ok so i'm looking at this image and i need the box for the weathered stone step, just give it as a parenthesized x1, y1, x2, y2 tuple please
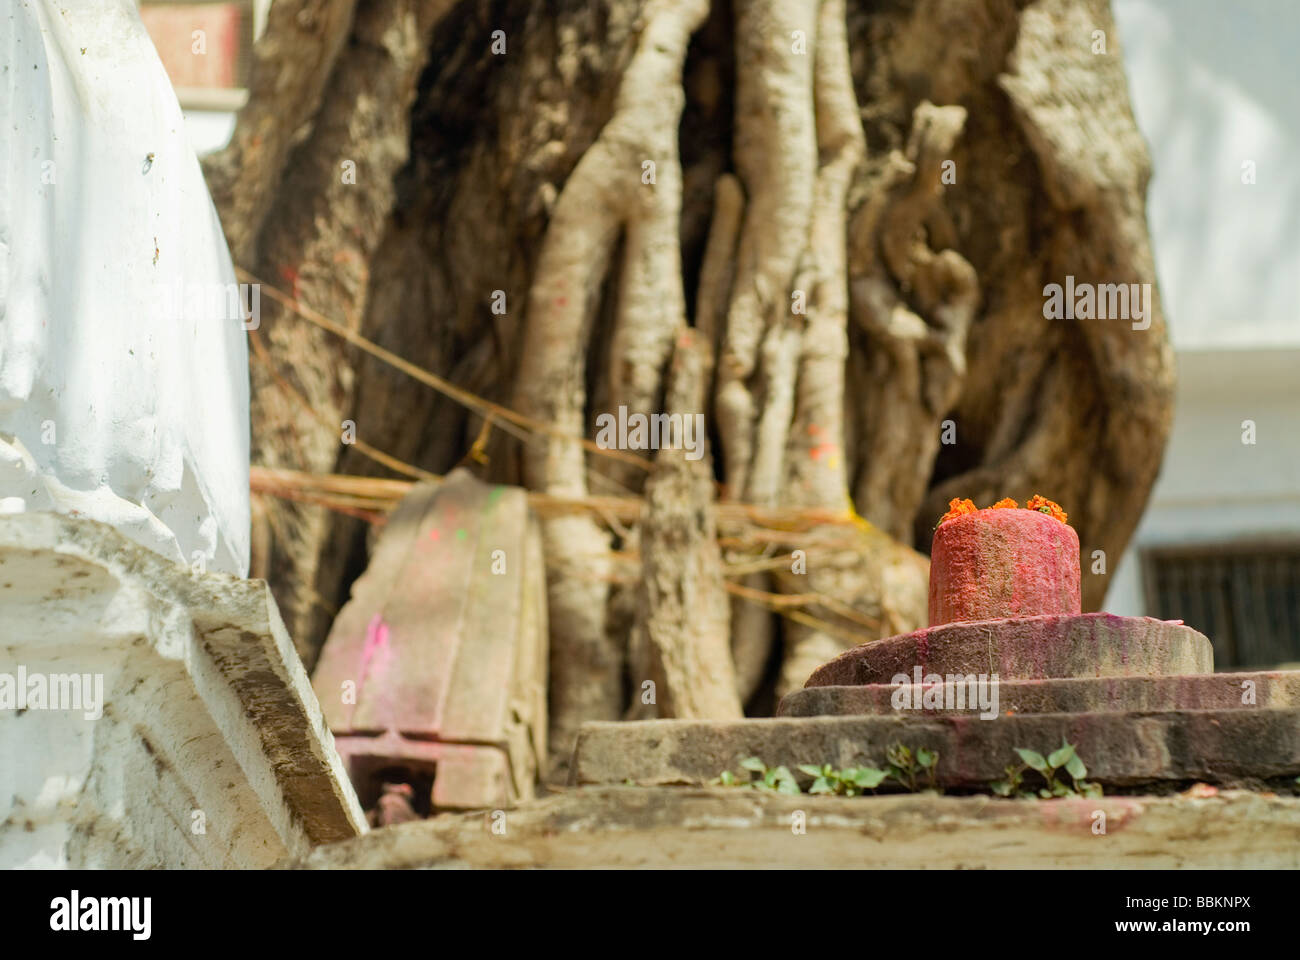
(0, 513, 366, 868)
(779, 671, 1300, 717)
(289, 787, 1300, 870)
(571, 709, 1300, 789)
(804, 613, 1212, 685)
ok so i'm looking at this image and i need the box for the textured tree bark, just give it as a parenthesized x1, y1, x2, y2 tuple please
(635, 330, 742, 720)
(208, 0, 1173, 766)
(205, 0, 454, 661)
(510, 0, 709, 768)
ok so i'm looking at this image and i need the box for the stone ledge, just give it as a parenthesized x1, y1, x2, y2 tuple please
(570, 711, 1300, 789)
(0, 512, 365, 868)
(780, 672, 1300, 716)
(287, 786, 1300, 869)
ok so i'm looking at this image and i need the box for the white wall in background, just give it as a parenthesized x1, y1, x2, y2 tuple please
(1105, 349, 1300, 615)
(1104, 1, 1300, 618)
(1113, 0, 1300, 350)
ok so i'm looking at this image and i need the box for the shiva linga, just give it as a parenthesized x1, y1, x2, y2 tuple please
(782, 497, 1214, 714)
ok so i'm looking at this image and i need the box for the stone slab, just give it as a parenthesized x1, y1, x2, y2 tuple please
(312, 470, 548, 811)
(779, 671, 1300, 717)
(803, 613, 1213, 685)
(0, 513, 366, 868)
(570, 710, 1300, 790)
(287, 786, 1300, 869)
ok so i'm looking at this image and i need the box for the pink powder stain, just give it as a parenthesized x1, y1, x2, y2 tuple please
(360, 613, 391, 679)
(1010, 552, 1034, 614)
(347, 614, 392, 725)
(915, 631, 930, 666)
(429, 527, 441, 542)
(278, 263, 302, 300)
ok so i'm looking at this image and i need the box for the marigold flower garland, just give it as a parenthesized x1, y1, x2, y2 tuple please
(938, 495, 1068, 527)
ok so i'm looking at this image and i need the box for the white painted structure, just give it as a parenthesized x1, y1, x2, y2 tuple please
(1104, 1, 1300, 621)
(0, 513, 365, 868)
(0, 1, 251, 575)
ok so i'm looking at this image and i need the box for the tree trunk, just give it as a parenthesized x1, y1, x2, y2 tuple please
(206, 0, 1174, 773)
(634, 330, 743, 720)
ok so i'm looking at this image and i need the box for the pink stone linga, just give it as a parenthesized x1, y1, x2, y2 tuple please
(797, 501, 1214, 689)
(927, 508, 1081, 626)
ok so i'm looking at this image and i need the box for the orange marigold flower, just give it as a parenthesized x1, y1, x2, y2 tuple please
(989, 497, 1018, 509)
(1026, 494, 1068, 525)
(938, 497, 978, 525)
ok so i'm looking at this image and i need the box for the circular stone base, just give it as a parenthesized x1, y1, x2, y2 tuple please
(802, 613, 1213, 687)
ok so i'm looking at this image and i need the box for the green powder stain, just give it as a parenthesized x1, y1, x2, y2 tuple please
(455, 528, 467, 541)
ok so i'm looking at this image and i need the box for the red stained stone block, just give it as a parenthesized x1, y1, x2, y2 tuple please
(928, 508, 1080, 626)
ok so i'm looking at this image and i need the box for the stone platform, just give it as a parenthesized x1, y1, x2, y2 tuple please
(803, 613, 1212, 686)
(546, 505, 1300, 864)
(288, 786, 1300, 869)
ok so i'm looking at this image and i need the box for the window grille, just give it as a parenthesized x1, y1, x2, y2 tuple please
(1144, 545, 1300, 668)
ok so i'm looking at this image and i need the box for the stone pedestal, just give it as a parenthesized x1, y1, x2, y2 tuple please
(567, 507, 1300, 796)
(0, 513, 365, 868)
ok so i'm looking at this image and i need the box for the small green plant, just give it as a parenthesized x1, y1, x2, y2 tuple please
(713, 756, 801, 795)
(991, 739, 1102, 799)
(713, 745, 941, 797)
(798, 763, 890, 796)
(990, 763, 1025, 797)
(886, 743, 940, 793)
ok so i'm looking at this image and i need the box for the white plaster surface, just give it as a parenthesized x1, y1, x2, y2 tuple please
(0, 1, 250, 576)
(0, 513, 366, 869)
(1105, 348, 1300, 617)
